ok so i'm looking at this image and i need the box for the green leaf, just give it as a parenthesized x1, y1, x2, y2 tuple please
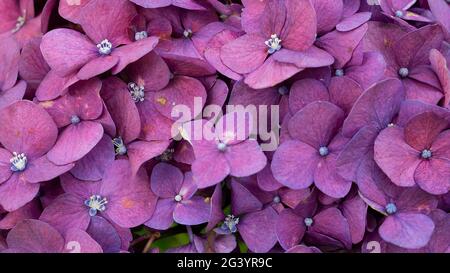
(238, 240, 248, 253)
(151, 233, 190, 252)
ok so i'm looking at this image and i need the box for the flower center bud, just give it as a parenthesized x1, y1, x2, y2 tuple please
(10, 152, 27, 172)
(71, 115, 81, 125)
(398, 67, 409, 78)
(421, 149, 432, 159)
(97, 39, 113, 55)
(221, 215, 239, 233)
(265, 34, 282, 54)
(278, 86, 289, 96)
(135, 31, 148, 41)
(273, 195, 281, 204)
(304, 217, 313, 227)
(335, 69, 344, 77)
(112, 137, 127, 156)
(128, 82, 145, 102)
(385, 203, 397, 215)
(319, 146, 329, 157)
(183, 29, 193, 38)
(12, 14, 26, 33)
(174, 194, 182, 202)
(217, 142, 227, 152)
(395, 10, 403, 17)
(85, 195, 108, 216)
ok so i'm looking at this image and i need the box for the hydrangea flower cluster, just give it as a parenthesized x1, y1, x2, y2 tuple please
(0, 0, 449, 253)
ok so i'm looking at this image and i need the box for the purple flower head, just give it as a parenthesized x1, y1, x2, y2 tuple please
(336, 78, 405, 183)
(365, 23, 446, 104)
(2, 219, 102, 253)
(184, 111, 267, 189)
(39, 78, 106, 166)
(276, 190, 352, 251)
(145, 162, 211, 230)
(272, 101, 352, 198)
(358, 159, 437, 249)
(0, 36, 25, 109)
(40, 0, 159, 80)
(374, 111, 450, 195)
(220, 0, 334, 89)
(39, 159, 157, 233)
(0, 100, 73, 211)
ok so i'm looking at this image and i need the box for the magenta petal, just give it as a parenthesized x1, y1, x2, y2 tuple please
(47, 121, 104, 165)
(39, 193, 90, 234)
(24, 156, 74, 183)
(79, 0, 135, 46)
(257, 164, 283, 192)
(238, 207, 278, 253)
(0, 80, 26, 110)
(0, 36, 20, 91)
(314, 153, 352, 198)
(150, 162, 183, 198)
(244, 56, 303, 89)
(111, 37, 159, 74)
(379, 213, 435, 249)
(341, 193, 367, 244)
(0, 100, 58, 160)
(288, 79, 329, 114)
(0, 199, 41, 230)
(127, 140, 170, 176)
(125, 51, 170, 92)
(173, 196, 211, 225)
(310, 207, 352, 250)
(312, 0, 343, 33)
(281, 0, 317, 51)
(35, 71, 78, 101)
(273, 46, 334, 69)
(429, 49, 450, 108)
(276, 209, 305, 250)
(6, 219, 64, 253)
(86, 216, 122, 253)
(271, 140, 318, 189)
(77, 56, 119, 80)
(63, 228, 103, 253)
(101, 160, 157, 228)
(58, 0, 91, 24)
(220, 34, 267, 74)
(336, 12, 372, 32)
(70, 135, 115, 181)
(230, 180, 262, 216)
(40, 29, 97, 77)
(0, 148, 12, 184)
(144, 198, 176, 230)
(224, 140, 267, 178)
(0, 174, 38, 211)
(414, 159, 450, 195)
(374, 127, 421, 187)
(329, 76, 363, 114)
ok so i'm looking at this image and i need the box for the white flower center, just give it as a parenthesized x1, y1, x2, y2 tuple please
(10, 152, 27, 172)
(265, 34, 282, 54)
(128, 82, 145, 102)
(84, 195, 108, 216)
(174, 194, 182, 202)
(183, 29, 193, 38)
(135, 31, 148, 41)
(97, 39, 113, 55)
(112, 137, 127, 155)
(12, 13, 26, 33)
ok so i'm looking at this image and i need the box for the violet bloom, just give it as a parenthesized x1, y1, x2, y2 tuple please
(0, 36, 26, 109)
(184, 111, 267, 189)
(145, 162, 211, 230)
(101, 77, 171, 175)
(336, 78, 405, 183)
(220, 0, 334, 89)
(153, 7, 230, 77)
(39, 160, 157, 233)
(358, 159, 437, 249)
(374, 111, 450, 195)
(2, 219, 102, 253)
(272, 101, 352, 198)
(364, 23, 445, 104)
(123, 52, 207, 141)
(0, 0, 42, 47)
(216, 180, 278, 253)
(40, 0, 159, 80)
(40, 78, 106, 165)
(0, 101, 73, 211)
